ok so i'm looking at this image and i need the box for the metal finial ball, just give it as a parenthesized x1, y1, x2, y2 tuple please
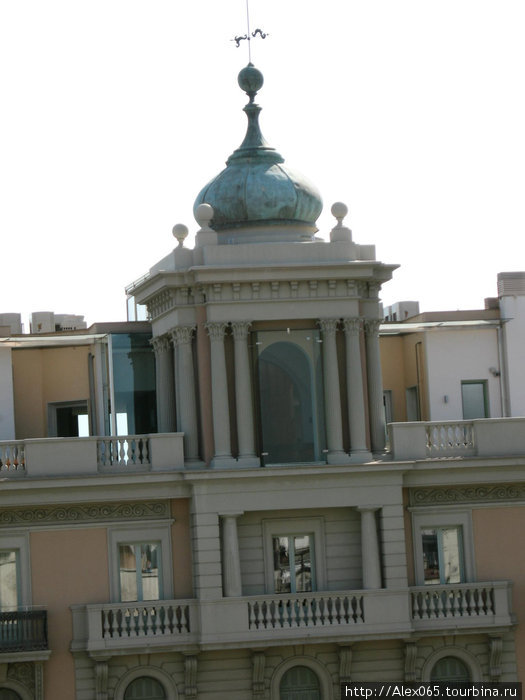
(238, 63, 264, 97)
(331, 202, 348, 221)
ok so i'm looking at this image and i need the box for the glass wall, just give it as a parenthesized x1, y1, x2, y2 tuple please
(255, 329, 326, 464)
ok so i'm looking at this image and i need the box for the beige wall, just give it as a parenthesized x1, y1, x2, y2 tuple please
(473, 507, 525, 680)
(13, 346, 92, 439)
(380, 333, 428, 422)
(31, 528, 109, 700)
(171, 498, 193, 598)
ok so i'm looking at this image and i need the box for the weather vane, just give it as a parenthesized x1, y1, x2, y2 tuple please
(231, 0, 268, 63)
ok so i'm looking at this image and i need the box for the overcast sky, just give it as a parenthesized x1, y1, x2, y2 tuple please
(1, 0, 524, 328)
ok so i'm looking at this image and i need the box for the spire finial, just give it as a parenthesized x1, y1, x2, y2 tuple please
(231, 0, 268, 63)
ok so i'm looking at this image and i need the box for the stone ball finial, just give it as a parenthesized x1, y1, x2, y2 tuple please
(331, 201, 348, 226)
(195, 203, 214, 229)
(238, 63, 264, 100)
(172, 223, 189, 247)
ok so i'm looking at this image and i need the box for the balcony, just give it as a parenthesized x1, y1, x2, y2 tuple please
(388, 417, 525, 461)
(0, 609, 48, 653)
(71, 581, 513, 656)
(0, 433, 185, 478)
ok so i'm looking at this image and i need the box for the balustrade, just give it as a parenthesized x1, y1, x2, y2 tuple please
(0, 441, 25, 472)
(248, 593, 364, 630)
(412, 583, 498, 620)
(97, 436, 150, 468)
(426, 422, 475, 457)
(100, 603, 190, 640)
(0, 609, 47, 652)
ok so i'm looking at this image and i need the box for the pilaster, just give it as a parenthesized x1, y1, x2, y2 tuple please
(206, 322, 236, 468)
(357, 506, 382, 589)
(343, 318, 372, 462)
(220, 512, 243, 597)
(231, 321, 259, 467)
(151, 334, 176, 433)
(171, 326, 200, 461)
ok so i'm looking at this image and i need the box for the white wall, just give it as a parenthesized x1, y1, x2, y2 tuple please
(500, 295, 525, 417)
(425, 329, 502, 421)
(0, 347, 16, 440)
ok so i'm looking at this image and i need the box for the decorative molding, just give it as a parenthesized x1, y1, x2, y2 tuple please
(231, 321, 252, 341)
(404, 642, 418, 682)
(171, 325, 195, 346)
(184, 654, 198, 700)
(34, 662, 44, 700)
(8, 663, 34, 693)
(147, 290, 175, 319)
(338, 645, 352, 682)
(318, 318, 339, 336)
(489, 636, 503, 681)
(364, 319, 381, 336)
(0, 501, 170, 528)
(150, 335, 172, 354)
(205, 321, 229, 342)
(410, 483, 525, 507)
(343, 317, 362, 336)
(252, 650, 266, 699)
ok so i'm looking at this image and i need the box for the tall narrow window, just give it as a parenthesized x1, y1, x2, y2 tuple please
(422, 527, 463, 585)
(0, 550, 19, 610)
(119, 543, 161, 602)
(256, 329, 325, 464)
(461, 381, 489, 419)
(273, 535, 314, 593)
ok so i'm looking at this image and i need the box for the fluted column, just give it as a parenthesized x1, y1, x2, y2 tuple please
(364, 319, 386, 453)
(151, 335, 176, 433)
(357, 506, 382, 589)
(171, 326, 199, 461)
(319, 319, 351, 464)
(343, 318, 372, 462)
(231, 321, 259, 467)
(220, 512, 243, 597)
(206, 322, 236, 468)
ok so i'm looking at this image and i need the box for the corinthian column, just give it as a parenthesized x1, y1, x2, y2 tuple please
(357, 506, 382, 589)
(343, 318, 372, 462)
(231, 321, 259, 467)
(151, 334, 176, 433)
(319, 319, 351, 464)
(171, 326, 199, 461)
(364, 319, 386, 453)
(206, 322, 236, 468)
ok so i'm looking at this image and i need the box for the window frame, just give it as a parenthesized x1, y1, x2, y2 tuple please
(262, 517, 326, 594)
(108, 525, 173, 603)
(461, 380, 489, 419)
(0, 532, 31, 609)
(412, 510, 475, 586)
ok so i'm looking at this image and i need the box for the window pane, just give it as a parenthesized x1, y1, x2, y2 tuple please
(273, 537, 291, 593)
(140, 544, 160, 601)
(124, 676, 166, 699)
(431, 656, 470, 681)
(441, 528, 461, 584)
(119, 545, 138, 602)
(461, 382, 487, 419)
(0, 550, 18, 609)
(294, 536, 312, 592)
(422, 529, 440, 584)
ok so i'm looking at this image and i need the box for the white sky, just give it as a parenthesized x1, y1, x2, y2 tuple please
(1, 0, 524, 328)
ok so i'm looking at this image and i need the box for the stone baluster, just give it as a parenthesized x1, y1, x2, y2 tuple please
(364, 319, 386, 453)
(206, 322, 236, 467)
(343, 318, 372, 461)
(220, 512, 243, 597)
(357, 506, 382, 589)
(151, 334, 176, 433)
(231, 321, 259, 467)
(319, 319, 351, 464)
(171, 326, 199, 461)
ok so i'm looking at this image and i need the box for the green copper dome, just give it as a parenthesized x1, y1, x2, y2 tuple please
(193, 64, 323, 243)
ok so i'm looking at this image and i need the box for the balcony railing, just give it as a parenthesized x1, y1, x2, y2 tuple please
(0, 433, 185, 477)
(388, 417, 525, 461)
(71, 582, 513, 654)
(0, 609, 48, 653)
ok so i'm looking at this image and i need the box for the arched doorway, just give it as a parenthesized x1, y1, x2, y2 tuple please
(280, 665, 321, 700)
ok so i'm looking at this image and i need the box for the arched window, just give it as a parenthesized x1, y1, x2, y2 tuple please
(0, 690, 23, 700)
(431, 656, 471, 682)
(124, 677, 167, 700)
(280, 665, 321, 700)
(257, 330, 325, 464)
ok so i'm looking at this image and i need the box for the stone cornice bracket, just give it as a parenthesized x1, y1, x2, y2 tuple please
(252, 650, 266, 699)
(171, 325, 196, 346)
(338, 645, 353, 683)
(231, 320, 252, 340)
(364, 319, 381, 336)
(343, 317, 362, 336)
(205, 321, 229, 342)
(150, 334, 172, 354)
(95, 660, 109, 700)
(489, 636, 503, 681)
(404, 641, 418, 682)
(184, 654, 198, 700)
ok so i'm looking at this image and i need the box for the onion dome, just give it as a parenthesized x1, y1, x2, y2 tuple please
(193, 64, 323, 243)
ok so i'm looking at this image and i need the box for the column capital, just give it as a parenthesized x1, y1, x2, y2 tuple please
(231, 320, 252, 340)
(318, 318, 339, 335)
(150, 334, 171, 354)
(364, 319, 381, 337)
(205, 321, 229, 342)
(170, 325, 196, 346)
(343, 317, 363, 335)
